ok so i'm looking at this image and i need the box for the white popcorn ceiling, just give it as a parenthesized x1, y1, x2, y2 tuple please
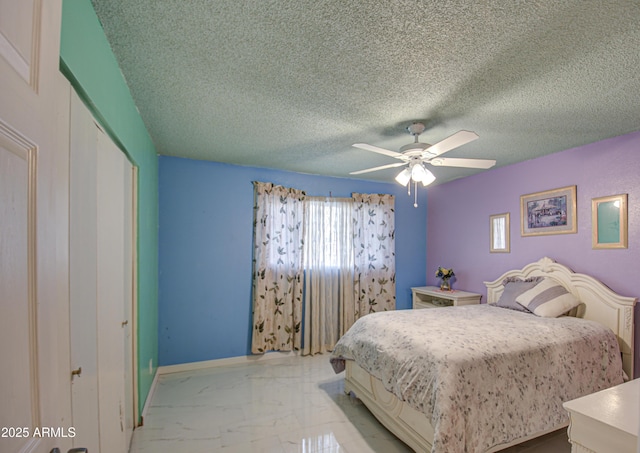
(91, 0, 640, 185)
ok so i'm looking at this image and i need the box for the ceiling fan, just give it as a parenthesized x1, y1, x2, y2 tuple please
(351, 123, 496, 206)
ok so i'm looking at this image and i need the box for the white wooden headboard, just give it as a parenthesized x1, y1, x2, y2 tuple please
(484, 257, 637, 379)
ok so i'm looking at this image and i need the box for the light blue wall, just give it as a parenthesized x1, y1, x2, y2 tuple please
(159, 156, 427, 366)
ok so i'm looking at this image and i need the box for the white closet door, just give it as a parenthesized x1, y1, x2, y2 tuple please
(122, 151, 135, 448)
(96, 127, 129, 453)
(69, 91, 100, 451)
(69, 90, 135, 452)
(96, 128, 127, 451)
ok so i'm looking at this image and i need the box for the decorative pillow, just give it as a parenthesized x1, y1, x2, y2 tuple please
(515, 278, 581, 317)
(492, 277, 543, 312)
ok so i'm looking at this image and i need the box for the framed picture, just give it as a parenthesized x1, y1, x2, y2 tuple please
(520, 185, 577, 237)
(489, 213, 510, 253)
(592, 194, 628, 249)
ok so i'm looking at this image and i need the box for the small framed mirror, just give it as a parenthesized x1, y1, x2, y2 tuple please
(490, 213, 510, 253)
(592, 194, 628, 249)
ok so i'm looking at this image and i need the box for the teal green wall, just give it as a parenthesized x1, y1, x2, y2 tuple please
(60, 0, 159, 418)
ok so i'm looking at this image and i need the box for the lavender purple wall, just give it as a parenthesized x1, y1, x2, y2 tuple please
(427, 131, 640, 376)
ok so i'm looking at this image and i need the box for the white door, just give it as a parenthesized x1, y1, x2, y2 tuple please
(123, 163, 135, 447)
(96, 127, 128, 452)
(0, 1, 73, 453)
(69, 91, 135, 452)
(69, 91, 100, 452)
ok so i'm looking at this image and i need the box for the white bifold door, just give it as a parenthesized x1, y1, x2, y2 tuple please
(69, 90, 135, 452)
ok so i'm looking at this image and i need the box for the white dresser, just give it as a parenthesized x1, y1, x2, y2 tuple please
(563, 378, 639, 453)
(411, 286, 482, 309)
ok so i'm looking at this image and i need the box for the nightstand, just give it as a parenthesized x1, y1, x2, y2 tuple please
(563, 378, 639, 453)
(411, 286, 482, 309)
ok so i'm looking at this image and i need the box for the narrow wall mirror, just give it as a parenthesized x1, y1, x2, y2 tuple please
(592, 194, 628, 249)
(490, 213, 510, 253)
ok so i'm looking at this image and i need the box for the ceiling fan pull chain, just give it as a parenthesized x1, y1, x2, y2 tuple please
(414, 181, 418, 208)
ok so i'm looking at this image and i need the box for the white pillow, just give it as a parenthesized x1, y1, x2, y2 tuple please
(515, 278, 581, 317)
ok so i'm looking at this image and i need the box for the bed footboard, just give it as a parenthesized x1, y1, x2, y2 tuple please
(344, 360, 434, 452)
(343, 360, 567, 453)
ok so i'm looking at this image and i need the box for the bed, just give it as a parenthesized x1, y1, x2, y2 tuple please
(329, 257, 636, 453)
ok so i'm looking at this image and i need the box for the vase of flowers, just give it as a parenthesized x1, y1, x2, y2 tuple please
(435, 267, 455, 291)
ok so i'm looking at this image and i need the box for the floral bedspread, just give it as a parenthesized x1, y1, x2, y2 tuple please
(330, 305, 624, 453)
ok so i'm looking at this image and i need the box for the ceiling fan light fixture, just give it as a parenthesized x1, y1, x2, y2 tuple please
(420, 168, 436, 186)
(411, 163, 428, 182)
(395, 168, 411, 186)
(352, 124, 487, 206)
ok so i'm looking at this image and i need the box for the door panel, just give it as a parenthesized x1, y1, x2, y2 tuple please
(0, 0, 41, 87)
(96, 129, 127, 452)
(69, 91, 100, 452)
(123, 163, 135, 447)
(0, 1, 71, 452)
(69, 92, 135, 452)
(0, 123, 39, 453)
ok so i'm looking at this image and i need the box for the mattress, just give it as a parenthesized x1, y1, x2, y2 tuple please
(330, 305, 624, 453)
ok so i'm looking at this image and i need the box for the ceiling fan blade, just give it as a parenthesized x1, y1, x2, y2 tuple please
(422, 130, 479, 158)
(429, 157, 496, 169)
(349, 162, 407, 175)
(353, 143, 405, 159)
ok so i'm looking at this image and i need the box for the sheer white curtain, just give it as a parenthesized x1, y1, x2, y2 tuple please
(302, 197, 354, 355)
(251, 182, 306, 354)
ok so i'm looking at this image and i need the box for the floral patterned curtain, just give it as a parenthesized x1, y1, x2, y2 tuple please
(351, 193, 396, 317)
(251, 182, 306, 354)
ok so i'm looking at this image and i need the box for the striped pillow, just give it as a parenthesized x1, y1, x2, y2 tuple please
(492, 277, 542, 312)
(515, 278, 580, 317)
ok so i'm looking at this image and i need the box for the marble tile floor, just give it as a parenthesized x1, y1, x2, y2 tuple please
(130, 354, 570, 453)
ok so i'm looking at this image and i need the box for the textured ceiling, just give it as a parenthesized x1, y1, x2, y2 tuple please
(91, 0, 640, 185)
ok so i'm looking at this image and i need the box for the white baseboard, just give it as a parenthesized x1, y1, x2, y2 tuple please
(139, 370, 159, 426)
(157, 351, 301, 375)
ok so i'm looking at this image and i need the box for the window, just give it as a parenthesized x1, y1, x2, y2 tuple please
(303, 197, 353, 270)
